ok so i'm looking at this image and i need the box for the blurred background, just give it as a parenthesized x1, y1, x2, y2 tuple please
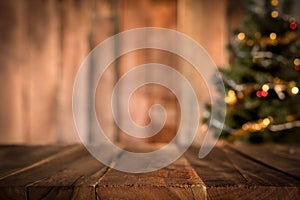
(0, 0, 299, 145)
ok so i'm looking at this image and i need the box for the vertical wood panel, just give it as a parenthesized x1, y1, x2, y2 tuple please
(57, 0, 91, 143)
(0, 0, 27, 143)
(0, 0, 234, 144)
(27, 0, 60, 144)
(118, 0, 178, 143)
(177, 0, 228, 145)
(93, 0, 118, 143)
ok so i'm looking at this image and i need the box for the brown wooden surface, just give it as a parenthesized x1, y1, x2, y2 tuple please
(0, 143, 299, 199)
(0, 144, 205, 200)
(185, 142, 300, 200)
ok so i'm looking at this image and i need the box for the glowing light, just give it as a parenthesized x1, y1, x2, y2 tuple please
(270, 0, 279, 6)
(242, 124, 249, 131)
(271, 11, 278, 18)
(294, 58, 300, 66)
(237, 32, 245, 40)
(291, 86, 299, 95)
(270, 32, 277, 40)
(262, 118, 271, 127)
(262, 84, 269, 92)
(226, 90, 237, 105)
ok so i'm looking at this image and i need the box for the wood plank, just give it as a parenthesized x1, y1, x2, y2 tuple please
(0, 145, 73, 179)
(97, 144, 206, 200)
(27, 151, 108, 200)
(184, 146, 247, 187)
(230, 142, 300, 180)
(221, 145, 300, 200)
(185, 144, 300, 200)
(0, 145, 87, 199)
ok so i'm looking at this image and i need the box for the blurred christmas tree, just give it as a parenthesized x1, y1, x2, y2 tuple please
(205, 0, 300, 143)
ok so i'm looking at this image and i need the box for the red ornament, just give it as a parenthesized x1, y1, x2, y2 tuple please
(290, 22, 297, 30)
(295, 65, 300, 71)
(261, 91, 268, 97)
(256, 91, 262, 97)
(256, 90, 268, 98)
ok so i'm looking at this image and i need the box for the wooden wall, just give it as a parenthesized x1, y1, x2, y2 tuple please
(0, 0, 236, 144)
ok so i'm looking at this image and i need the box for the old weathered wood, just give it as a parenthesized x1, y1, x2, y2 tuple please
(185, 143, 300, 200)
(1, 143, 299, 199)
(97, 152, 206, 200)
(229, 142, 300, 180)
(27, 151, 108, 199)
(184, 145, 247, 187)
(0, 145, 73, 179)
(0, 145, 86, 199)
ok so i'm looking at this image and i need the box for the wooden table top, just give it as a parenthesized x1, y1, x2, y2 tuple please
(0, 142, 299, 200)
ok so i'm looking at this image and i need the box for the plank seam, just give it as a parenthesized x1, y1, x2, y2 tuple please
(225, 144, 300, 182)
(0, 145, 82, 181)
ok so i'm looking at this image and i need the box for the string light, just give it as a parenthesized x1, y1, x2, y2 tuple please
(270, 32, 277, 40)
(225, 90, 237, 105)
(271, 11, 278, 18)
(270, 0, 279, 6)
(230, 117, 274, 141)
(262, 84, 269, 92)
(294, 58, 300, 66)
(237, 32, 245, 40)
(223, 77, 299, 100)
(291, 86, 299, 95)
(294, 58, 300, 70)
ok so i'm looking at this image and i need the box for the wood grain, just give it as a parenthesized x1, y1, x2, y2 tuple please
(0, 0, 27, 143)
(230, 142, 300, 180)
(97, 156, 206, 200)
(26, 0, 60, 144)
(27, 151, 108, 200)
(1, 143, 299, 199)
(57, 0, 91, 143)
(0, 145, 85, 199)
(185, 144, 300, 200)
(0, 145, 72, 179)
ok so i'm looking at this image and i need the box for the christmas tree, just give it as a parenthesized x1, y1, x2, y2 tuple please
(206, 0, 300, 143)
